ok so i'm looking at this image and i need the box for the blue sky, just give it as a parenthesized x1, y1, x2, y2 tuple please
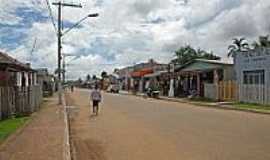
(0, 0, 270, 79)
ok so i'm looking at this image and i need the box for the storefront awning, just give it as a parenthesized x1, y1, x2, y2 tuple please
(144, 71, 168, 78)
(131, 68, 153, 77)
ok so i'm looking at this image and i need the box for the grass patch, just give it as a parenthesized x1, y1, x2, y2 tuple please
(233, 102, 270, 111)
(0, 117, 29, 142)
(234, 102, 270, 110)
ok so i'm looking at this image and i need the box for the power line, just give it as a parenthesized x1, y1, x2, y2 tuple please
(29, 38, 37, 63)
(45, 0, 57, 33)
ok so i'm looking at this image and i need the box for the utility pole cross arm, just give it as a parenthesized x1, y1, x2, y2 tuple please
(52, 2, 82, 8)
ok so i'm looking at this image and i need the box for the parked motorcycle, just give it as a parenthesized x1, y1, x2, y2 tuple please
(145, 88, 160, 99)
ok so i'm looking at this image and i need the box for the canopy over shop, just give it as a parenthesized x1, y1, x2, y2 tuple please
(173, 59, 234, 98)
(130, 68, 154, 92)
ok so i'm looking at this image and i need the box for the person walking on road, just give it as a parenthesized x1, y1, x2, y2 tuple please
(90, 85, 102, 115)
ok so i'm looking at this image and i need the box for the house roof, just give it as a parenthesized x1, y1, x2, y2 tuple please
(0, 51, 34, 71)
(175, 59, 233, 72)
(195, 59, 233, 65)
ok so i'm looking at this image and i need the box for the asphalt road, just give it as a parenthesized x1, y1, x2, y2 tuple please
(66, 89, 270, 160)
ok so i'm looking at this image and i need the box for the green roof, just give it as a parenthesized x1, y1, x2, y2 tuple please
(176, 59, 233, 72)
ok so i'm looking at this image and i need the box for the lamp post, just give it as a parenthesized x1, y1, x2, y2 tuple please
(62, 13, 99, 37)
(53, 1, 98, 104)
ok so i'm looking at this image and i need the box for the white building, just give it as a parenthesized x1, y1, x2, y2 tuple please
(235, 48, 270, 104)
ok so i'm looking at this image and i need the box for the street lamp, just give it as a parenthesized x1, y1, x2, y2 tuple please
(88, 13, 99, 17)
(62, 13, 99, 36)
(56, 12, 98, 104)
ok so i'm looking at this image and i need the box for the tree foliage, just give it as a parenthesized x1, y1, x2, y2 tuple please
(92, 75, 97, 80)
(78, 78, 82, 83)
(101, 71, 108, 79)
(172, 45, 220, 65)
(86, 74, 91, 81)
(252, 35, 270, 49)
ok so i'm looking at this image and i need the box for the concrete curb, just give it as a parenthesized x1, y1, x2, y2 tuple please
(119, 92, 270, 115)
(62, 95, 72, 160)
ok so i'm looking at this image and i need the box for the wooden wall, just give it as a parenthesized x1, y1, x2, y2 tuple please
(204, 81, 238, 101)
(0, 85, 43, 120)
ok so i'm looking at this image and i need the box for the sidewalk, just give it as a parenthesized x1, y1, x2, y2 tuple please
(119, 90, 270, 115)
(0, 95, 65, 160)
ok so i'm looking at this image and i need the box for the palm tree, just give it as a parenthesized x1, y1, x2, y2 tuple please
(101, 71, 108, 79)
(228, 38, 249, 57)
(86, 74, 91, 82)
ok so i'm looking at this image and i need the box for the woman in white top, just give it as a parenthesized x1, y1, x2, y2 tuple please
(90, 85, 102, 115)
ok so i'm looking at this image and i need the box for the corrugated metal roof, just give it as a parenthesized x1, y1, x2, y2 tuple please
(195, 59, 233, 65)
(0, 51, 33, 71)
(175, 59, 234, 72)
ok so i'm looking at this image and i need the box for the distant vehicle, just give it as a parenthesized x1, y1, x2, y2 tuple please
(146, 87, 160, 98)
(107, 84, 120, 93)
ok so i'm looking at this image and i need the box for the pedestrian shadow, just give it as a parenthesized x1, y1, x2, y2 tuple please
(89, 114, 98, 120)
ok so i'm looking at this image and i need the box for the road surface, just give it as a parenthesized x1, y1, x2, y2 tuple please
(66, 89, 270, 160)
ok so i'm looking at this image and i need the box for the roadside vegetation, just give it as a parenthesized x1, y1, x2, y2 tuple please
(232, 102, 270, 112)
(188, 97, 270, 113)
(0, 116, 29, 143)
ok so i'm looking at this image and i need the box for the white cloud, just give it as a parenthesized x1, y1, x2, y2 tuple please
(1, 0, 270, 79)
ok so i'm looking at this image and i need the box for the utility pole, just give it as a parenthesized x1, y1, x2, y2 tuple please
(52, 1, 82, 104)
(62, 54, 66, 83)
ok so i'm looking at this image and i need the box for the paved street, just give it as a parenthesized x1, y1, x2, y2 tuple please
(66, 89, 270, 160)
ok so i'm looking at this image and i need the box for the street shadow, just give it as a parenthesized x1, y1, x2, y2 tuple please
(89, 114, 99, 120)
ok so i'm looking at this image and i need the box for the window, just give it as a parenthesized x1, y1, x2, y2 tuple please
(243, 70, 265, 85)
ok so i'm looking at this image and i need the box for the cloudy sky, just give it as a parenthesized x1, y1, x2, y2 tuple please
(0, 0, 270, 79)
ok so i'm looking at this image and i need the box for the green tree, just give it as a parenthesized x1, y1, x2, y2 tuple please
(252, 35, 270, 49)
(101, 71, 108, 79)
(86, 74, 91, 81)
(172, 45, 220, 65)
(197, 49, 220, 60)
(228, 38, 249, 57)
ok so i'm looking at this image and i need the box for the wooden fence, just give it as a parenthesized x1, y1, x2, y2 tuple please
(204, 81, 238, 101)
(218, 81, 238, 101)
(0, 85, 43, 120)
